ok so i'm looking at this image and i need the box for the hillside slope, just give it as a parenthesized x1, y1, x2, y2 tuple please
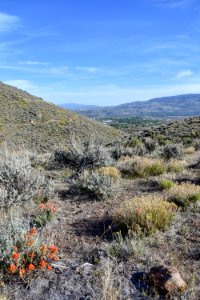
(135, 116, 200, 144)
(72, 94, 200, 118)
(0, 82, 122, 151)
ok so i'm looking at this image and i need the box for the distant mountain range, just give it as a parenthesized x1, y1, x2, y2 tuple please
(61, 94, 200, 118)
(60, 103, 99, 111)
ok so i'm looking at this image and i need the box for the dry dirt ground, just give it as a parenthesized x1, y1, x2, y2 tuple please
(1, 152, 200, 300)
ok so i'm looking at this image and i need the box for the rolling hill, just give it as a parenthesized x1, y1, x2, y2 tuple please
(68, 94, 200, 118)
(0, 82, 122, 151)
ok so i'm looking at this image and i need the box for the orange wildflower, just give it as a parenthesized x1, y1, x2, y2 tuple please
(48, 254, 54, 260)
(28, 227, 37, 236)
(12, 252, 19, 261)
(39, 259, 47, 269)
(27, 263, 35, 271)
(8, 264, 17, 273)
(47, 265, 52, 271)
(40, 203, 46, 209)
(49, 245, 58, 254)
(40, 244, 47, 253)
(19, 267, 26, 277)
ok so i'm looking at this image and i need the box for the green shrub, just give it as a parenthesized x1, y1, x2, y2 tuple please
(129, 138, 141, 148)
(110, 145, 133, 160)
(0, 150, 53, 209)
(160, 143, 184, 161)
(144, 137, 158, 153)
(194, 139, 200, 151)
(146, 163, 166, 176)
(69, 167, 120, 200)
(159, 179, 175, 190)
(132, 143, 146, 156)
(54, 136, 113, 173)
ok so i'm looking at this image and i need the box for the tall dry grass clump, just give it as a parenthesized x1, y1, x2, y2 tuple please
(117, 156, 182, 179)
(184, 147, 195, 155)
(164, 183, 200, 210)
(101, 259, 121, 300)
(97, 166, 120, 181)
(114, 195, 177, 234)
(117, 157, 165, 178)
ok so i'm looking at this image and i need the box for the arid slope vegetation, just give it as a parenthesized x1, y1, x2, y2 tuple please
(0, 82, 122, 151)
(0, 134, 200, 299)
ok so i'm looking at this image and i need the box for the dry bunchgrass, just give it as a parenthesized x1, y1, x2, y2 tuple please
(167, 160, 184, 173)
(107, 231, 150, 261)
(97, 167, 120, 181)
(0, 296, 8, 300)
(117, 156, 183, 179)
(114, 195, 178, 234)
(164, 183, 200, 210)
(117, 157, 165, 178)
(184, 147, 195, 155)
(101, 259, 121, 300)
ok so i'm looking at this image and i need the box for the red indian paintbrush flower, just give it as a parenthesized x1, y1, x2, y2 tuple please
(8, 264, 17, 273)
(40, 244, 47, 253)
(12, 252, 19, 261)
(27, 263, 35, 271)
(19, 267, 26, 277)
(49, 245, 58, 254)
(39, 259, 47, 269)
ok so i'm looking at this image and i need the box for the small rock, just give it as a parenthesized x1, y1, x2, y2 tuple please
(149, 266, 187, 295)
(76, 263, 94, 276)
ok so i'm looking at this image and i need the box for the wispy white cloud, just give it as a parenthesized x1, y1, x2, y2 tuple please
(0, 12, 20, 33)
(18, 60, 49, 66)
(0, 62, 102, 78)
(176, 70, 193, 78)
(0, 64, 70, 77)
(75, 66, 99, 73)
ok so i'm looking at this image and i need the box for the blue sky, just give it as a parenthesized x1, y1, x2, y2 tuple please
(1, 0, 200, 105)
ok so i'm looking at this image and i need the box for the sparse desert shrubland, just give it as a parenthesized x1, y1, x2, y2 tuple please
(0, 85, 200, 300)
